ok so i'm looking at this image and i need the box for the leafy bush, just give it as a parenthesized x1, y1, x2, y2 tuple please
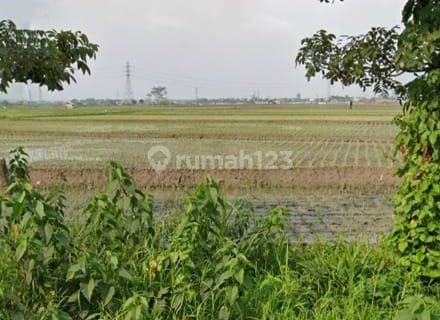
(0, 149, 439, 319)
(297, 0, 440, 280)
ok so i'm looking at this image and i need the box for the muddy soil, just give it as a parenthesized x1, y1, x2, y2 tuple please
(0, 166, 400, 192)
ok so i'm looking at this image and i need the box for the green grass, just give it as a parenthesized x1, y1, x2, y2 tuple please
(0, 103, 400, 119)
(0, 104, 400, 169)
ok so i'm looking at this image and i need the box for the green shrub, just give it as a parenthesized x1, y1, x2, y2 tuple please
(0, 149, 439, 319)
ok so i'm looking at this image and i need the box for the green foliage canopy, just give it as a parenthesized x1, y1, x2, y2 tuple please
(297, 0, 440, 278)
(0, 20, 98, 93)
(297, 0, 439, 97)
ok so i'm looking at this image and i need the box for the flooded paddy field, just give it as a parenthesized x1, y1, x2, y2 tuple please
(1, 103, 400, 240)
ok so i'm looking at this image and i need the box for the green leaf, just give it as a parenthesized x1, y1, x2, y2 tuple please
(429, 132, 438, 145)
(80, 278, 95, 302)
(67, 290, 80, 304)
(51, 309, 72, 320)
(209, 187, 218, 203)
(218, 306, 230, 320)
(16, 239, 27, 260)
(395, 309, 413, 320)
(36, 201, 45, 218)
(102, 286, 115, 307)
(66, 263, 82, 281)
(419, 310, 432, 320)
(42, 246, 55, 264)
(119, 268, 133, 281)
(398, 241, 409, 253)
(234, 268, 244, 285)
(25, 259, 34, 285)
(227, 286, 239, 306)
(18, 192, 26, 204)
(44, 223, 54, 243)
(217, 270, 233, 286)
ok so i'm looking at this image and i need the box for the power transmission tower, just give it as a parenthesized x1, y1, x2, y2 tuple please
(124, 61, 134, 102)
(194, 87, 199, 104)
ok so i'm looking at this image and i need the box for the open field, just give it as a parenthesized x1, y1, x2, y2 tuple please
(0, 103, 400, 175)
(0, 103, 401, 241)
(2, 2, 439, 317)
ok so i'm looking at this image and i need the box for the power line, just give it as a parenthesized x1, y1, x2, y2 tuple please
(72, 63, 299, 98)
(133, 66, 293, 88)
(86, 64, 293, 88)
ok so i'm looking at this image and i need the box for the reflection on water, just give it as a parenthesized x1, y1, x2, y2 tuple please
(147, 191, 393, 243)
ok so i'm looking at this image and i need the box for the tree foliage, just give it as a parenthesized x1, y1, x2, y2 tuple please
(0, 20, 98, 93)
(147, 86, 168, 102)
(296, 27, 401, 94)
(297, 0, 440, 278)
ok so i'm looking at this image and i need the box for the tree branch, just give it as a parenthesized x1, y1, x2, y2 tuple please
(296, 27, 404, 95)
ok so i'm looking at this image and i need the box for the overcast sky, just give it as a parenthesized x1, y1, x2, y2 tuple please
(1, 0, 406, 101)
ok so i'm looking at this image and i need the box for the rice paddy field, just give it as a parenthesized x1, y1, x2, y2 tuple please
(0, 103, 401, 241)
